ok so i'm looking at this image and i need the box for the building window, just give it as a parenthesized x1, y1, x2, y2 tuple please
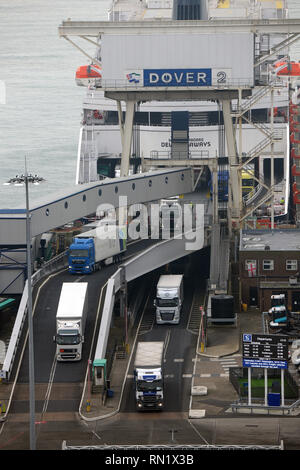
(245, 260, 257, 277)
(263, 259, 274, 271)
(286, 260, 298, 271)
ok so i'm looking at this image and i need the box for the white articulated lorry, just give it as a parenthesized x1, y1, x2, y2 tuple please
(54, 282, 88, 361)
(154, 274, 184, 324)
(134, 342, 164, 411)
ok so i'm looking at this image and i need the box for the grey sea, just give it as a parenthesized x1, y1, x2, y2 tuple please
(0, 0, 110, 208)
(0, 0, 299, 208)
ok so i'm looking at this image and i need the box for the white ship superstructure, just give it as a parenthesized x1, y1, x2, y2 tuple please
(75, 0, 290, 219)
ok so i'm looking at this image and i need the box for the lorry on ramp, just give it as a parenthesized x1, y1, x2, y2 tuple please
(54, 282, 88, 361)
(134, 341, 164, 411)
(154, 274, 184, 324)
(68, 225, 127, 274)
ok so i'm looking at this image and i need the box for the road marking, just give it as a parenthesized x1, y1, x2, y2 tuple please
(182, 374, 192, 378)
(42, 354, 57, 415)
(163, 330, 171, 362)
(174, 358, 184, 362)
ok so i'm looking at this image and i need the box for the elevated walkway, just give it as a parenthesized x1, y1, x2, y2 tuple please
(0, 167, 193, 247)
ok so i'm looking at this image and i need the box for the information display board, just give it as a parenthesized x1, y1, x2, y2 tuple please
(242, 333, 288, 369)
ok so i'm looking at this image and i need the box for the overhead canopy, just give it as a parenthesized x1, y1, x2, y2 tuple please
(0, 298, 15, 311)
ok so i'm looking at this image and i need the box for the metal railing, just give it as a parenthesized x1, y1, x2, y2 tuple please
(101, 78, 254, 89)
(149, 150, 210, 160)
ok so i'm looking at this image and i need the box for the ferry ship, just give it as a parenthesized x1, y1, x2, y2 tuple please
(75, 0, 293, 223)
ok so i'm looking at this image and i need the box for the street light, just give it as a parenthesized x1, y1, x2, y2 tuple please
(4, 160, 45, 450)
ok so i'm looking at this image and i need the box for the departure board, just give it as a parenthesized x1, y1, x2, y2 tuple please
(242, 333, 288, 369)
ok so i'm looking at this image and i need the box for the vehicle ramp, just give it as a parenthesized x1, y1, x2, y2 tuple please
(94, 222, 207, 361)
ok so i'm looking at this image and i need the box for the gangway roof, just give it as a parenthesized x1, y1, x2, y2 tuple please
(0, 168, 193, 246)
(58, 18, 300, 36)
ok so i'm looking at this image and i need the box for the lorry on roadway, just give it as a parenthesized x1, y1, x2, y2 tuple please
(68, 225, 127, 274)
(154, 274, 184, 324)
(134, 341, 164, 411)
(54, 282, 88, 361)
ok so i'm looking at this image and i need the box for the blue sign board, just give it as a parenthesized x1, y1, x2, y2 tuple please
(143, 68, 212, 87)
(242, 333, 289, 370)
(243, 359, 288, 369)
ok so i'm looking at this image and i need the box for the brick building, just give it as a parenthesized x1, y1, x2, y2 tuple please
(239, 229, 300, 312)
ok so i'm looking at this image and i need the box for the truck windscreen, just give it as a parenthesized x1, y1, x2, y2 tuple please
(69, 249, 88, 257)
(56, 330, 81, 345)
(137, 380, 163, 392)
(157, 298, 178, 307)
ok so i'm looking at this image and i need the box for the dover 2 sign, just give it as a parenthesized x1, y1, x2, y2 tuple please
(242, 333, 289, 369)
(125, 68, 232, 87)
(144, 68, 212, 87)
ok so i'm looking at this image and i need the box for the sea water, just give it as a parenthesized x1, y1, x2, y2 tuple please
(0, 0, 110, 208)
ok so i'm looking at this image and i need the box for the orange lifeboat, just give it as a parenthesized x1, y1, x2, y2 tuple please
(273, 60, 300, 77)
(75, 64, 102, 86)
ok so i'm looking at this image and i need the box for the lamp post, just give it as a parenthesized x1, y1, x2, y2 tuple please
(4, 161, 45, 450)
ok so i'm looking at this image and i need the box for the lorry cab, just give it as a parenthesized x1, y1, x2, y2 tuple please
(68, 238, 95, 274)
(135, 368, 164, 411)
(55, 321, 84, 361)
(154, 274, 184, 324)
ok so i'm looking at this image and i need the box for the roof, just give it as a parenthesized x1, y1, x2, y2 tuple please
(240, 229, 300, 252)
(0, 298, 15, 311)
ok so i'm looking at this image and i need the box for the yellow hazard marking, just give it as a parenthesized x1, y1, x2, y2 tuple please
(217, 0, 230, 8)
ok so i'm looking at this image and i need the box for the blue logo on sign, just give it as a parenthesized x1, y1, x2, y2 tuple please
(144, 69, 212, 87)
(126, 72, 141, 84)
(243, 334, 252, 342)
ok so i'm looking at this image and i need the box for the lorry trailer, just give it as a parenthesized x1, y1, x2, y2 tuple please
(134, 341, 164, 411)
(54, 282, 88, 361)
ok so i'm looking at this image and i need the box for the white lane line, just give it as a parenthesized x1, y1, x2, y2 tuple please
(174, 358, 184, 363)
(42, 354, 57, 415)
(163, 330, 171, 362)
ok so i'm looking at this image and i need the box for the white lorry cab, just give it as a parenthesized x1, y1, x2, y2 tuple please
(154, 274, 184, 324)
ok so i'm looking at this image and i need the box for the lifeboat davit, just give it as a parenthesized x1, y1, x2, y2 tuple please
(75, 64, 102, 86)
(273, 60, 300, 77)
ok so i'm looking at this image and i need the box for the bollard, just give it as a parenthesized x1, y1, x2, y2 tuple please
(86, 400, 91, 412)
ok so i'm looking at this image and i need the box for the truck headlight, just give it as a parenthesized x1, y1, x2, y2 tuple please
(137, 403, 143, 408)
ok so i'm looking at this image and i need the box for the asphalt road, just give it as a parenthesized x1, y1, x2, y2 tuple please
(3, 245, 300, 451)
(121, 274, 198, 413)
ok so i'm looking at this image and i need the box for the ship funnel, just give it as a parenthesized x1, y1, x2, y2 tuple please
(172, 0, 208, 20)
